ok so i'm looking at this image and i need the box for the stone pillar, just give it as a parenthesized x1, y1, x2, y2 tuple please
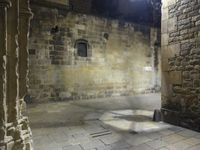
(0, 0, 11, 149)
(6, 0, 20, 124)
(0, 0, 33, 149)
(18, 0, 33, 116)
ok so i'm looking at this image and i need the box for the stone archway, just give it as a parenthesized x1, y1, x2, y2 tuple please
(0, 0, 33, 149)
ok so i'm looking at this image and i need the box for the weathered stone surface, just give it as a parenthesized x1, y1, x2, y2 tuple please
(168, 17, 177, 32)
(161, 0, 200, 131)
(191, 48, 200, 55)
(28, 5, 161, 102)
(0, 0, 11, 144)
(162, 33, 169, 46)
(0, 0, 33, 149)
(182, 71, 190, 79)
(169, 71, 182, 84)
(193, 80, 200, 88)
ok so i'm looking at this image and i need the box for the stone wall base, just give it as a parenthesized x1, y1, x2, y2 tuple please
(0, 117, 33, 150)
(161, 108, 200, 132)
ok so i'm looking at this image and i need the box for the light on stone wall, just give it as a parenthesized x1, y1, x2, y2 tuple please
(144, 66, 153, 72)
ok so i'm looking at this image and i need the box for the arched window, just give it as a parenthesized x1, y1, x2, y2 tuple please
(75, 39, 89, 57)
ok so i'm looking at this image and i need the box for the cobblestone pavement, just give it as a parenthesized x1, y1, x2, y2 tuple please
(27, 94, 200, 150)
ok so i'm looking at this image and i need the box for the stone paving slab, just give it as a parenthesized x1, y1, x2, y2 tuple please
(80, 139, 105, 150)
(187, 144, 200, 150)
(129, 144, 154, 150)
(146, 139, 168, 149)
(126, 134, 152, 146)
(99, 134, 122, 145)
(177, 129, 199, 138)
(63, 145, 83, 150)
(145, 131, 164, 140)
(161, 133, 186, 144)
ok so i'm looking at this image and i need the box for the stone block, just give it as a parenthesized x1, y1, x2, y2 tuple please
(168, 0, 177, 6)
(189, 59, 200, 65)
(196, 20, 200, 26)
(182, 71, 190, 79)
(168, 17, 177, 32)
(161, 108, 181, 126)
(191, 48, 200, 55)
(168, 44, 180, 57)
(162, 34, 169, 46)
(162, 7, 169, 21)
(193, 79, 200, 87)
(162, 0, 168, 9)
(180, 29, 188, 35)
(161, 20, 168, 34)
(162, 44, 180, 60)
(169, 71, 182, 84)
(161, 72, 173, 97)
(0, 146, 5, 150)
(7, 141, 14, 150)
(162, 58, 170, 71)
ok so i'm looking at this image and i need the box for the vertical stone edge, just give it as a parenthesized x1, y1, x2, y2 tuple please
(0, 0, 33, 149)
(18, 0, 33, 116)
(0, 0, 12, 149)
(13, 0, 34, 149)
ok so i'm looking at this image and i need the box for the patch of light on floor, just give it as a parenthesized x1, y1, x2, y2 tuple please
(99, 109, 171, 132)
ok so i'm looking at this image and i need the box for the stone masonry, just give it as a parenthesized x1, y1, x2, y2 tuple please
(0, 0, 33, 149)
(28, 4, 161, 103)
(161, 0, 200, 131)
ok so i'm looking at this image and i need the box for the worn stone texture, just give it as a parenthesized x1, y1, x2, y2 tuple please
(28, 5, 161, 103)
(0, 0, 33, 149)
(47, 0, 69, 5)
(161, 0, 200, 131)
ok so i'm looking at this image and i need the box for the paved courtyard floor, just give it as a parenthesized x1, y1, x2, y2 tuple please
(27, 94, 200, 150)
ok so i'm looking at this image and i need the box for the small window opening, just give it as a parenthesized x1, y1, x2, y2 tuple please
(75, 39, 88, 57)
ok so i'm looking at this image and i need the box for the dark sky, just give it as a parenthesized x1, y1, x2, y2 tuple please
(91, 0, 161, 27)
(69, 0, 161, 27)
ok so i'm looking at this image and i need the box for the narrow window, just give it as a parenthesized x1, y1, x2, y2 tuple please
(75, 39, 88, 57)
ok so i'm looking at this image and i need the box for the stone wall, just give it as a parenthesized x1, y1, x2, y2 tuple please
(28, 5, 161, 103)
(69, 0, 92, 13)
(47, 0, 69, 5)
(161, 0, 200, 131)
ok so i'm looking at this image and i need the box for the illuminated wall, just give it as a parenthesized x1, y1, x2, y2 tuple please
(28, 5, 161, 102)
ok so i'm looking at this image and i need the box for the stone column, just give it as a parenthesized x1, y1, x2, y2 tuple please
(0, 0, 11, 148)
(6, 0, 20, 124)
(0, 0, 33, 149)
(18, 0, 33, 116)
